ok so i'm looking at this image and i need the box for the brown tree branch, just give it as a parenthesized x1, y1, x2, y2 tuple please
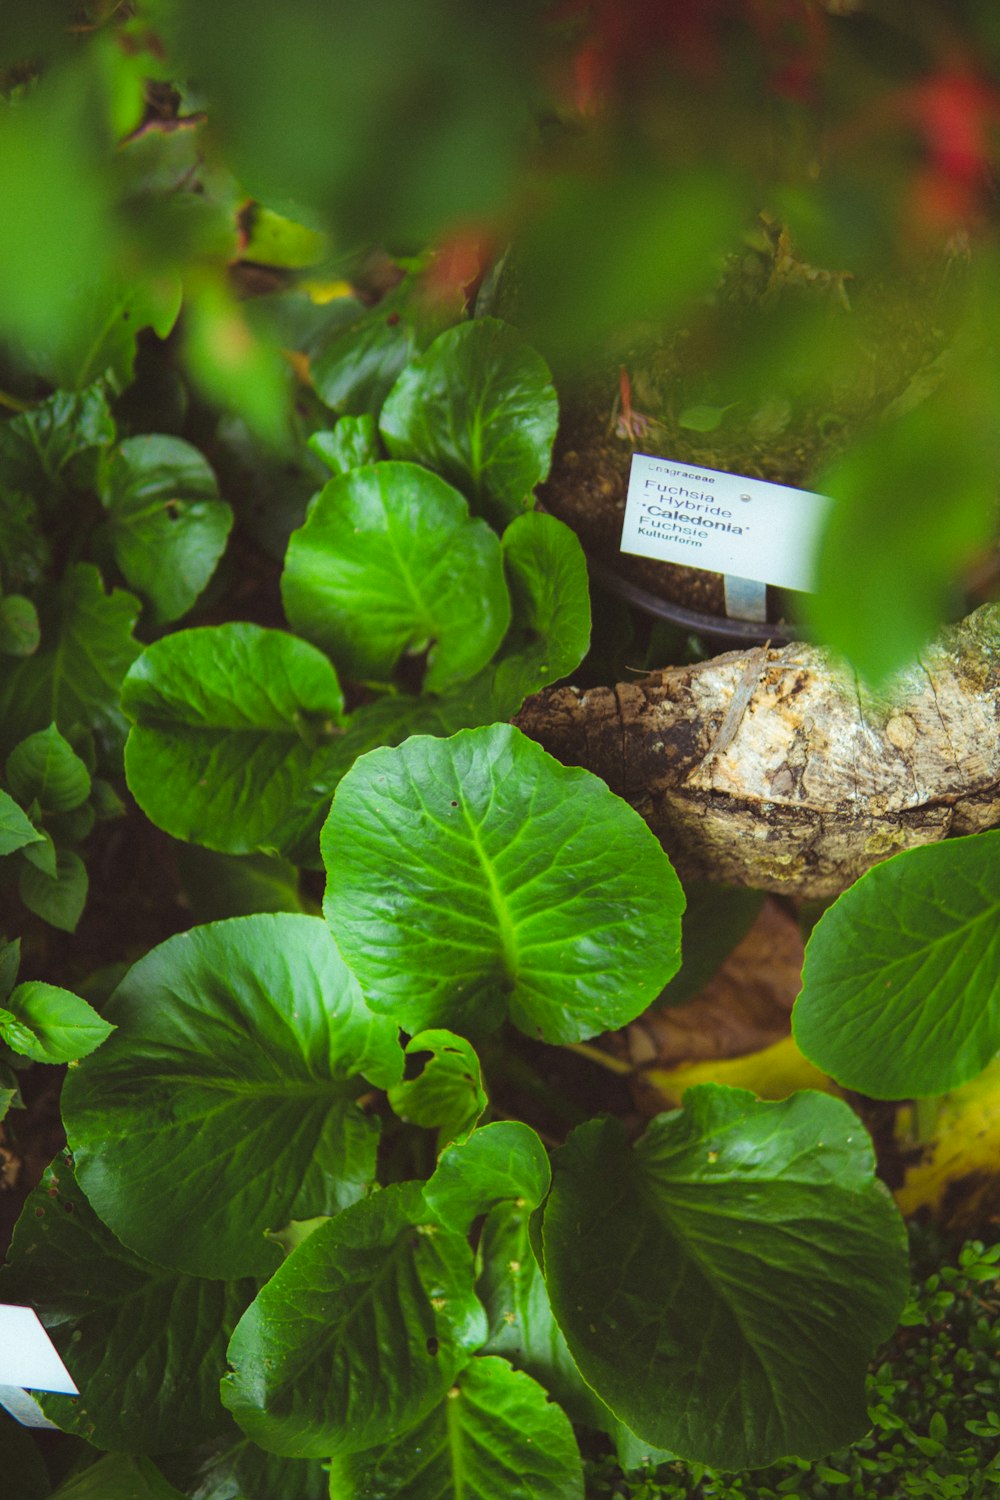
(514, 605, 1000, 898)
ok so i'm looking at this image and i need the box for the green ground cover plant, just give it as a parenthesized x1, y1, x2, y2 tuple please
(1, 5, 999, 1499)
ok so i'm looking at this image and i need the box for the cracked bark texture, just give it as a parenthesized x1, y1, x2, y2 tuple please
(514, 605, 1000, 899)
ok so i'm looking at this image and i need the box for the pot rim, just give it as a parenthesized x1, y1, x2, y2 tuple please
(587, 557, 808, 647)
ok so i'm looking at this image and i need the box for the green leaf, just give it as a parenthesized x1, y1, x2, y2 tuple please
(793, 832, 1000, 1098)
(159, 1435, 329, 1500)
(0, 1162, 255, 1452)
(20, 827, 57, 877)
(0, 789, 43, 857)
(62, 914, 402, 1279)
(325, 1355, 583, 1500)
(0, 594, 40, 656)
(19, 848, 88, 933)
(0, 490, 48, 591)
(379, 319, 559, 526)
(122, 623, 347, 861)
(100, 435, 233, 625)
(6, 725, 91, 814)
(47, 1455, 185, 1500)
(34, 269, 182, 392)
(657, 883, 766, 1007)
(0, 938, 20, 1001)
(490, 512, 591, 710)
(322, 724, 684, 1042)
(388, 1030, 487, 1149)
(175, 845, 303, 922)
(0, 563, 141, 758)
(476, 1200, 608, 1430)
(310, 299, 420, 416)
(0, 982, 113, 1063)
(677, 402, 736, 433)
(0, 384, 115, 494)
(221, 1182, 487, 1458)
(424, 1122, 551, 1233)
(807, 390, 1000, 682)
(308, 415, 381, 475)
(281, 462, 510, 693)
(542, 1087, 909, 1469)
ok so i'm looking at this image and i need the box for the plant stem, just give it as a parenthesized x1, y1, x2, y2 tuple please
(565, 1042, 633, 1076)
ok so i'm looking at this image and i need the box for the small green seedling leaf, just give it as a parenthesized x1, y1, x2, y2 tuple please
(0, 383, 115, 493)
(0, 981, 113, 1062)
(221, 1182, 487, 1458)
(20, 827, 57, 877)
(0, 939, 20, 1002)
(19, 847, 87, 932)
(325, 1355, 584, 1500)
(489, 511, 591, 712)
(6, 724, 91, 813)
(0, 563, 141, 758)
(62, 914, 402, 1279)
(308, 413, 380, 475)
(323, 724, 684, 1042)
(0, 1162, 254, 1451)
(677, 401, 736, 432)
(379, 318, 559, 526)
(0, 789, 43, 857)
(793, 832, 1000, 1098)
(100, 434, 233, 625)
(542, 1086, 909, 1470)
(388, 1029, 487, 1149)
(281, 461, 510, 692)
(123, 622, 347, 862)
(0, 594, 40, 656)
(424, 1121, 551, 1232)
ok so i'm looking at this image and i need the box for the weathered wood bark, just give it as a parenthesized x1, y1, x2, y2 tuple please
(514, 605, 1000, 898)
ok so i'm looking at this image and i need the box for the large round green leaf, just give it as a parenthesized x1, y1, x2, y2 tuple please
(62, 914, 402, 1280)
(0, 1161, 254, 1452)
(793, 832, 1000, 1098)
(542, 1085, 909, 1470)
(326, 1356, 583, 1500)
(379, 319, 559, 526)
(122, 623, 347, 861)
(322, 724, 683, 1042)
(280, 461, 509, 692)
(221, 1183, 487, 1459)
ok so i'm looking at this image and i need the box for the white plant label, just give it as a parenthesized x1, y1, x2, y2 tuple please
(621, 453, 831, 592)
(0, 1303, 78, 1428)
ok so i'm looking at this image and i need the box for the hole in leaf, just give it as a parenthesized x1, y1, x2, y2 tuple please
(426, 1336, 439, 1356)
